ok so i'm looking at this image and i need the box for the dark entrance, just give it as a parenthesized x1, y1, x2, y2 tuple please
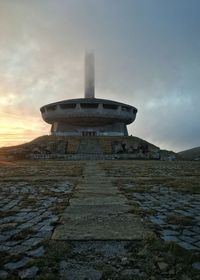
(82, 131, 96, 136)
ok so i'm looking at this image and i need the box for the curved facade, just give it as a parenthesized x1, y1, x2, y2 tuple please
(40, 53, 138, 136)
(40, 98, 137, 136)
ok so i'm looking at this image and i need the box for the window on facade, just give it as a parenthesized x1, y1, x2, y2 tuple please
(60, 103, 76, 109)
(46, 105, 57, 111)
(121, 106, 131, 112)
(82, 131, 96, 136)
(80, 103, 98, 109)
(103, 104, 118, 109)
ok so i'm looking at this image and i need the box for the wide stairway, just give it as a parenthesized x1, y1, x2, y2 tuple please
(77, 138, 102, 154)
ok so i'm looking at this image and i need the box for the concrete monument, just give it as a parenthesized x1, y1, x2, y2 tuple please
(40, 53, 137, 136)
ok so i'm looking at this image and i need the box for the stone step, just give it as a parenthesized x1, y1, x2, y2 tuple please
(75, 190, 118, 194)
(69, 196, 128, 206)
(77, 139, 103, 154)
(52, 214, 152, 240)
(60, 205, 132, 220)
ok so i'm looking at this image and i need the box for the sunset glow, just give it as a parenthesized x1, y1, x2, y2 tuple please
(0, 111, 48, 147)
(0, 1, 199, 151)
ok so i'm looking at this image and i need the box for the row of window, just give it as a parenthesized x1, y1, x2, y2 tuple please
(41, 103, 136, 114)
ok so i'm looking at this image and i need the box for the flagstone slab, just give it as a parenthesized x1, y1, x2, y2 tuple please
(52, 214, 152, 240)
(60, 205, 132, 220)
(69, 196, 128, 206)
(52, 162, 152, 241)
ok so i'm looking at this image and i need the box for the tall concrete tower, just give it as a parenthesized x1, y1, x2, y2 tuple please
(84, 52, 95, 98)
(40, 52, 137, 136)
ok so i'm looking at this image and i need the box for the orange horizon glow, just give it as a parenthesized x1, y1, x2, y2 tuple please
(0, 111, 49, 147)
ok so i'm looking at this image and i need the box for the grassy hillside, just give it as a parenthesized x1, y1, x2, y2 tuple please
(178, 147, 200, 160)
(0, 135, 160, 160)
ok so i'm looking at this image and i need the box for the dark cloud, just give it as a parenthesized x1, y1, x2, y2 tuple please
(0, 0, 199, 150)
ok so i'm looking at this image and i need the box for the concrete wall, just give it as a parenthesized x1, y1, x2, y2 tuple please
(51, 122, 128, 136)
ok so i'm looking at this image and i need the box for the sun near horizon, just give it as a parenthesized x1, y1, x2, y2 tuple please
(0, 110, 49, 147)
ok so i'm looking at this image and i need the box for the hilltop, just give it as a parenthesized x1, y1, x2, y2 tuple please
(178, 146, 200, 160)
(0, 135, 163, 160)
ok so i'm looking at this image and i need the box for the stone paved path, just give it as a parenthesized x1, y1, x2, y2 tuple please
(0, 160, 200, 279)
(52, 162, 152, 240)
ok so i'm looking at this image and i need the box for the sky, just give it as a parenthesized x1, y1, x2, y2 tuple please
(0, 0, 200, 152)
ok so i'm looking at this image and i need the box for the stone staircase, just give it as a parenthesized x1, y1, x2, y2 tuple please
(67, 138, 81, 153)
(77, 138, 102, 154)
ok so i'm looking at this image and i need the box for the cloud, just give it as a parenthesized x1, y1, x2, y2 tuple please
(0, 0, 199, 150)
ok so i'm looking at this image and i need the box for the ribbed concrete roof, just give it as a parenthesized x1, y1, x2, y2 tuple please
(40, 98, 137, 112)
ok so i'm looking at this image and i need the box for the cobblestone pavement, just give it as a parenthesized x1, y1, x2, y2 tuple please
(108, 160, 200, 253)
(0, 160, 200, 279)
(0, 180, 74, 279)
(132, 187, 200, 250)
(0, 161, 82, 279)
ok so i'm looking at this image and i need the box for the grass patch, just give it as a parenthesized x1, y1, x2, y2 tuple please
(128, 207, 156, 216)
(11, 228, 37, 241)
(33, 241, 72, 280)
(127, 236, 200, 279)
(0, 210, 17, 218)
(166, 215, 195, 227)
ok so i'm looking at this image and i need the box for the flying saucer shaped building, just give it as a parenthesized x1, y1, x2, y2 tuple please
(40, 53, 137, 136)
